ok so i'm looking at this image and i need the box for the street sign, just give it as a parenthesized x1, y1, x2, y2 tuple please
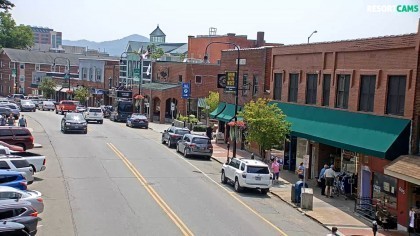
(11, 69, 16, 78)
(303, 155, 310, 168)
(182, 82, 190, 99)
(133, 69, 141, 82)
(225, 72, 236, 92)
(171, 103, 175, 111)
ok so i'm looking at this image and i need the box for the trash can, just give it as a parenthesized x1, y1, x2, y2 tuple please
(294, 180, 308, 204)
(291, 184, 296, 203)
(301, 188, 313, 210)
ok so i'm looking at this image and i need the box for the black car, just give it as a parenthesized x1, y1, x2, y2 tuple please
(61, 112, 88, 134)
(0, 221, 29, 236)
(0, 201, 38, 235)
(126, 114, 148, 128)
(161, 127, 190, 148)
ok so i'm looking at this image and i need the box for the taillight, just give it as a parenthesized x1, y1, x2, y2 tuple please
(208, 145, 213, 150)
(20, 181, 27, 190)
(242, 173, 247, 178)
(30, 208, 38, 217)
(43, 158, 46, 165)
(29, 136, 34, 142)
(37, 197, 43, 203)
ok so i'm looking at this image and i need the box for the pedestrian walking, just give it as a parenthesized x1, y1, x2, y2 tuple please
(296, 162, 304, 180)
(372, 220, 378, 236)
(7, 114, 15, 126)
(318, 164, 328, 196)
(327, 226, 339, 236)
(206, 125, 213, 140)
(18, 115, 27, 127)
(409, 207, 416, 235)
(0, 115, 5, 126)
(271, 158, 280, 184)
(324, 164, 336, 198)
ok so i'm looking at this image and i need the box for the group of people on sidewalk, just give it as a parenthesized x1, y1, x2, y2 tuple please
(318, 164, 337, 198)
(0, 114, 27, 127)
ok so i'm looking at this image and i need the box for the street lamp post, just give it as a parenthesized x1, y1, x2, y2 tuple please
(53, 57, 71, 99)
(204, 42, 240, 160)
(307, 30, 318, 44)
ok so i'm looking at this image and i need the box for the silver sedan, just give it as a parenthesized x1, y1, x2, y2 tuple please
(0, 186, 44, 213)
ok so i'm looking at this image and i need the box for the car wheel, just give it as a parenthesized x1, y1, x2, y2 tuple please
(161, 137, 166, 144)
(167, 139, 171, 148)
(126, 123, 128, 126)
(100, 121, 103, 124)
(183, 148, 189, 158)
(55, 110, 58, 114)
(61, 111, 64, 115)
(84, 130, 87, 134)
(176, 144, 179, 153)
(221, 171, 227, 184)
(234, 178, 242, 192)
(261, 189, 269, 195)
(30, 164, 36, 173)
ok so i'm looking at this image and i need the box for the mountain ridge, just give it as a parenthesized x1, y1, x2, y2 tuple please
(62, 34, 149, 56)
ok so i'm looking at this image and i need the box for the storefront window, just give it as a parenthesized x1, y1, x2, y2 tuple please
(341, 150, 359, 174)
(373, 172, 397, 209)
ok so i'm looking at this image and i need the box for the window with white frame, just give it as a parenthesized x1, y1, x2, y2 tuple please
(35, 64, 40, 71)
(242, 74, 248, 96)
(195, 75, 202, 84)
(96, 68, 101, 82)
(19, 63, 25, 69)
(252, 75, 258, 97)
(82, 68, 87, 80)
(89, 68, 93, 81)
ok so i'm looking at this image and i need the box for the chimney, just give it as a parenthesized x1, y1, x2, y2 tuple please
(256, 31, 265, 47)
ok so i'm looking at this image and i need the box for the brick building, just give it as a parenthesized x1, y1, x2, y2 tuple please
(269, 26, 420, 230)
(140, 62, 219, 123)
(0, 48, 119, 105)
(187, 30, 281, 64)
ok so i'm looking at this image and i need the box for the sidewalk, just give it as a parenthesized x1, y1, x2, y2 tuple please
(148, 122, 408, 236)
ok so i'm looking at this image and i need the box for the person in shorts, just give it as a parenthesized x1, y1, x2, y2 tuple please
(324, 164, 336, 198)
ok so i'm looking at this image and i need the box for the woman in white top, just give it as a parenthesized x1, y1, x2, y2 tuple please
(409, 207, 416, 234)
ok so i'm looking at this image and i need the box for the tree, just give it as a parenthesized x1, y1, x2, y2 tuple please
(0, 12, 33, 49)
(73, 87, 90, 105)
(0, 0, 14, 10)
(148, 43, 165, 60)
(239, 98, 291, 157)
(38, 77, 56, 99)
(205, 91, 219, 118)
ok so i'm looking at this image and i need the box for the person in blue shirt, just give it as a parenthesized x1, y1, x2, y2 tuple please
(318, 164, 329, 196)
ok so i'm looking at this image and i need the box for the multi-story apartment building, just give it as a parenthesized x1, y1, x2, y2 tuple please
(0, 48, 119, 105)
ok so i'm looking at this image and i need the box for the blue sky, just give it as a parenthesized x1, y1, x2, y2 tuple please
(10, 0, 419, 44)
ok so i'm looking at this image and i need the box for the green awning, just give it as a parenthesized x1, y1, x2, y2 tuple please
(210, 102, 226, 119)
(197, 98, 207, 108)
(216, 103, 242, 123)
(272, 102, 410, 160)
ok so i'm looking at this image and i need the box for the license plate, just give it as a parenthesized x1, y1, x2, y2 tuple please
(255, 176, 261, 181)
(74, 126, 79, 128)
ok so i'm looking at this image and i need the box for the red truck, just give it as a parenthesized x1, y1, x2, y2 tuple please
(55, 100, 76, 115)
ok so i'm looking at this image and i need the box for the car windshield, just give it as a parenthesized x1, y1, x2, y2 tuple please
(175, 129, 189, 135)
(246, 166, 270, 174)
(66, 113, 84, 120)
(132, 115, 146, 119)
(44, 102, 54, 105)
(62, 101, 74, 105)
(192, 138, 210, 144)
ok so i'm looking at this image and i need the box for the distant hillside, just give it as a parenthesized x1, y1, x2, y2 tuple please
(62, 34, 149, 56)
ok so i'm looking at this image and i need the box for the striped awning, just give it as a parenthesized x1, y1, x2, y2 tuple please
(197, 98, 207, 108)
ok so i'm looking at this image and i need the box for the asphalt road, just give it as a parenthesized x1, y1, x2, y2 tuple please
(26, 110, 328, 236)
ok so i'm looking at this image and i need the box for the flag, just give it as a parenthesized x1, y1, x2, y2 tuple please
(139, 45, 143, 55)
(142, 50, 149, 60)
(146, 64, 151, 76)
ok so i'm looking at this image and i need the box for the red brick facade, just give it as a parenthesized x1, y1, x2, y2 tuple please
(271, 32, 420, 153)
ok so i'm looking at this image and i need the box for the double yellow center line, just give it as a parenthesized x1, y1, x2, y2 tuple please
(107, 143, 194, 236)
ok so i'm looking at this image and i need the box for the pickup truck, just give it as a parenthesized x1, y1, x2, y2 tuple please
(55, 100, 76, 115)
(0, 146, 46, 173)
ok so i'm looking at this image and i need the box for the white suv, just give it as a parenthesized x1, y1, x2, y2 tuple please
(84, 107, 104, 124)
(221, 158, 272, 194)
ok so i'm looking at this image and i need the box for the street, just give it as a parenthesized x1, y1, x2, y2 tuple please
(27, 110, 328, 236)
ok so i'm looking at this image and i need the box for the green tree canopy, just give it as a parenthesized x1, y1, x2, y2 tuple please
(205, 91, 219, 114)
(0, 0, 14, 10)
(239, 98, 291, 154)
(73, 87, 90, 105)
(0, 12, 33, 49)
(38, 77, 56, 99)
(147, 43, 165, 60)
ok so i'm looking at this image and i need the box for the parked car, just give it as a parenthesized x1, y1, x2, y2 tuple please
(0, 104, 20, 119)
(61, 112, 88, 134)
(10, 94, 25, 103)
(0, 186, 43, 213)
(76, 105, 87, 113)
(161, 127, 190, 148)
(55, 100, 76, 115)
(126, 113, 148, 128)
(221, 158, 272, 194)
(0, 107, 12, 118)
(0, 127, 34, 151)
(84, 107, 103, 124)
(0, 170, 27, 190)
(0, 221, 29, 236)
(176, 134, 213, 159)
(38, 101, 55, 111)
(0, 201, 39, 236)
(19, 101, 35, 112)
(0, 146, 46, 173)
(0, 158, 34, 184)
